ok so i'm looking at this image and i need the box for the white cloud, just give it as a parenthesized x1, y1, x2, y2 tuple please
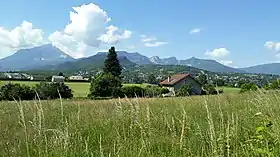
(264, 41, 280, 52)
(219, 60, 233, 66)
(0, 21, 45, 58)
(189, 28, 201, 34)
(49, 3, 132, 58)
(145, 42, 168, 47)
(98, 25, 132, 45)
(205, 48, 230, 58)
(140, 35, 167, 47)
(140, 35, 156, 42)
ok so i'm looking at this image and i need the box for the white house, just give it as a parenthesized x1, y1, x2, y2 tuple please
(51, 76, 65, 83)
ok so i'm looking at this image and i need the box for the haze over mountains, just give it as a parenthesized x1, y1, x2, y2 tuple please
(1, 44, 280, 75)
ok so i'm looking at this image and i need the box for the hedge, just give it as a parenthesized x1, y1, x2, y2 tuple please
(0, 82, 73, 101)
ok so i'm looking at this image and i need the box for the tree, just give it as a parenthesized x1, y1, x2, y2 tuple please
(203, 83, 217, 94)
(58, 72, 64, 76)
(197, 74, 207, 85)
(147, 73, 157, 84)
(240, 83, 258, 93)
(213, 78, 225, 87)
(89, 73, 122, 98)
(132, 75, 144, 84)
(103, 47, 122, 78)
(90, 47, 123, 98)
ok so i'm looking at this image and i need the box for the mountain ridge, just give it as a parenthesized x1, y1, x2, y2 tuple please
(1, 45, 280, 75)
(0, 44, 75, 71)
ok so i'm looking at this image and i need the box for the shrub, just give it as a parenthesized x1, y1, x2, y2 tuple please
(0, 83, 35, 101)
(121, 86, 145, 98)
(267, 80, 280, 90)
(203, 84, 218, 95)
(144, 86, 169, 97)
(176, 84, 191, 96)
(120, 85, 169, 98)
(240, 83, 258, 93)
(34, 82, 73, 100)
(89, 73, 122, 98)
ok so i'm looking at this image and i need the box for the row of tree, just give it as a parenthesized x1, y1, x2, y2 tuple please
(0, 82, 73, 101)
(240, 79, 280, 93)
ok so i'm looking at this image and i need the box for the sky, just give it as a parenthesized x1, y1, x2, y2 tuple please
(0, 0, 280, 68)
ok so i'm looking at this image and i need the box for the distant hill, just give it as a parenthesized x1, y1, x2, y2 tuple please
(37, 52, 137, 71)
(239, 63, 280, 75)
(179, 57, 245, 73)
(97, 51, 152, 65)
(0, 44, 75, 71)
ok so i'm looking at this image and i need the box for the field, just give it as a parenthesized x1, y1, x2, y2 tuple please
(0, 81, 240, 97)
(1, 91, 280, 156)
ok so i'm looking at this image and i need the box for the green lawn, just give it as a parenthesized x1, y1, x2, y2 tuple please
(1, 92, 280, 156)
(0, 80, 240, 97)
(0, 81, 154, 97)
(218, 86, 240, 93)
(0, 81, 91, 97)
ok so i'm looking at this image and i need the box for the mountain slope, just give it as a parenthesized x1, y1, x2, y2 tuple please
(149, 56, 244, 73)
(0, 44, 75, 71)
(37, 52, 137, 71)
(97, 51, 152, 65)
(179, 57, 245, 73)
(240, 63, 280, 75)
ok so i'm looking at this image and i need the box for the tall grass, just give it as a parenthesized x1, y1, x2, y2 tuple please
(1, 92, 280, 156)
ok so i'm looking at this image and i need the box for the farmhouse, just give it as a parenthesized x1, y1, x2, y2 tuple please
(51, 76, 65, 83)
(160, 74, 202, 96)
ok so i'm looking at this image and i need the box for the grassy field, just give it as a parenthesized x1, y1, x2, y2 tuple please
(0, 81, 91, 97)
(0, 80, 241, 97)
(218, 86, 241, 93)
(1, 91, 280, 156)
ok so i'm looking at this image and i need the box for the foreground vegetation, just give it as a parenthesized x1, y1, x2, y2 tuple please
(1, 92, 280, 156)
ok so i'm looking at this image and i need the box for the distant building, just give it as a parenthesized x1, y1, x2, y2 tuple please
(68, 75, 83, 80)
(4, 72, 33, 80)
(51, 76, 65, 83)
(160, 74, 202, 96)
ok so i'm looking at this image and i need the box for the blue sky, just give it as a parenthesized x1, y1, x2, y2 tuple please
(0, 0, 280, 68)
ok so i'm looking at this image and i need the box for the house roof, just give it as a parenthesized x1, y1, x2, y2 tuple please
(160, 74, 192, 85)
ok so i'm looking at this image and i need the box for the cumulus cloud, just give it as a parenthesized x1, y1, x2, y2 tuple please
(49, 3, 132, 58)
(98, 25, 132, 45)
(219, 60, 233, 66)
(189, 28, 202, 34)
(205, 48, 230, 58)
(264, 41, 280, 52)
(140, 35, 167, 47)
(0, 21, 45, 58)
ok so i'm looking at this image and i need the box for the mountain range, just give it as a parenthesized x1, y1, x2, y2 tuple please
(0, 44, 74, 71)
(1, 44, 280, 75)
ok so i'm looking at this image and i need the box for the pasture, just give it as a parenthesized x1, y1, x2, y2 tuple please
(1, 92, 280, 156)
(0, 80, 240, 97)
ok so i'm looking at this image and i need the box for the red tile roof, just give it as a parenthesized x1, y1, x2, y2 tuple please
(160, 74, 192, 85)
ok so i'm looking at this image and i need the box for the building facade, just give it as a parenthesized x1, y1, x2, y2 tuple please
(160, 74, 202, 96)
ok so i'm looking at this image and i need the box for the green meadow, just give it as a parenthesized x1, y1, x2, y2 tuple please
(1, 91, 280, 156)
(0, 80, 240, 97)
